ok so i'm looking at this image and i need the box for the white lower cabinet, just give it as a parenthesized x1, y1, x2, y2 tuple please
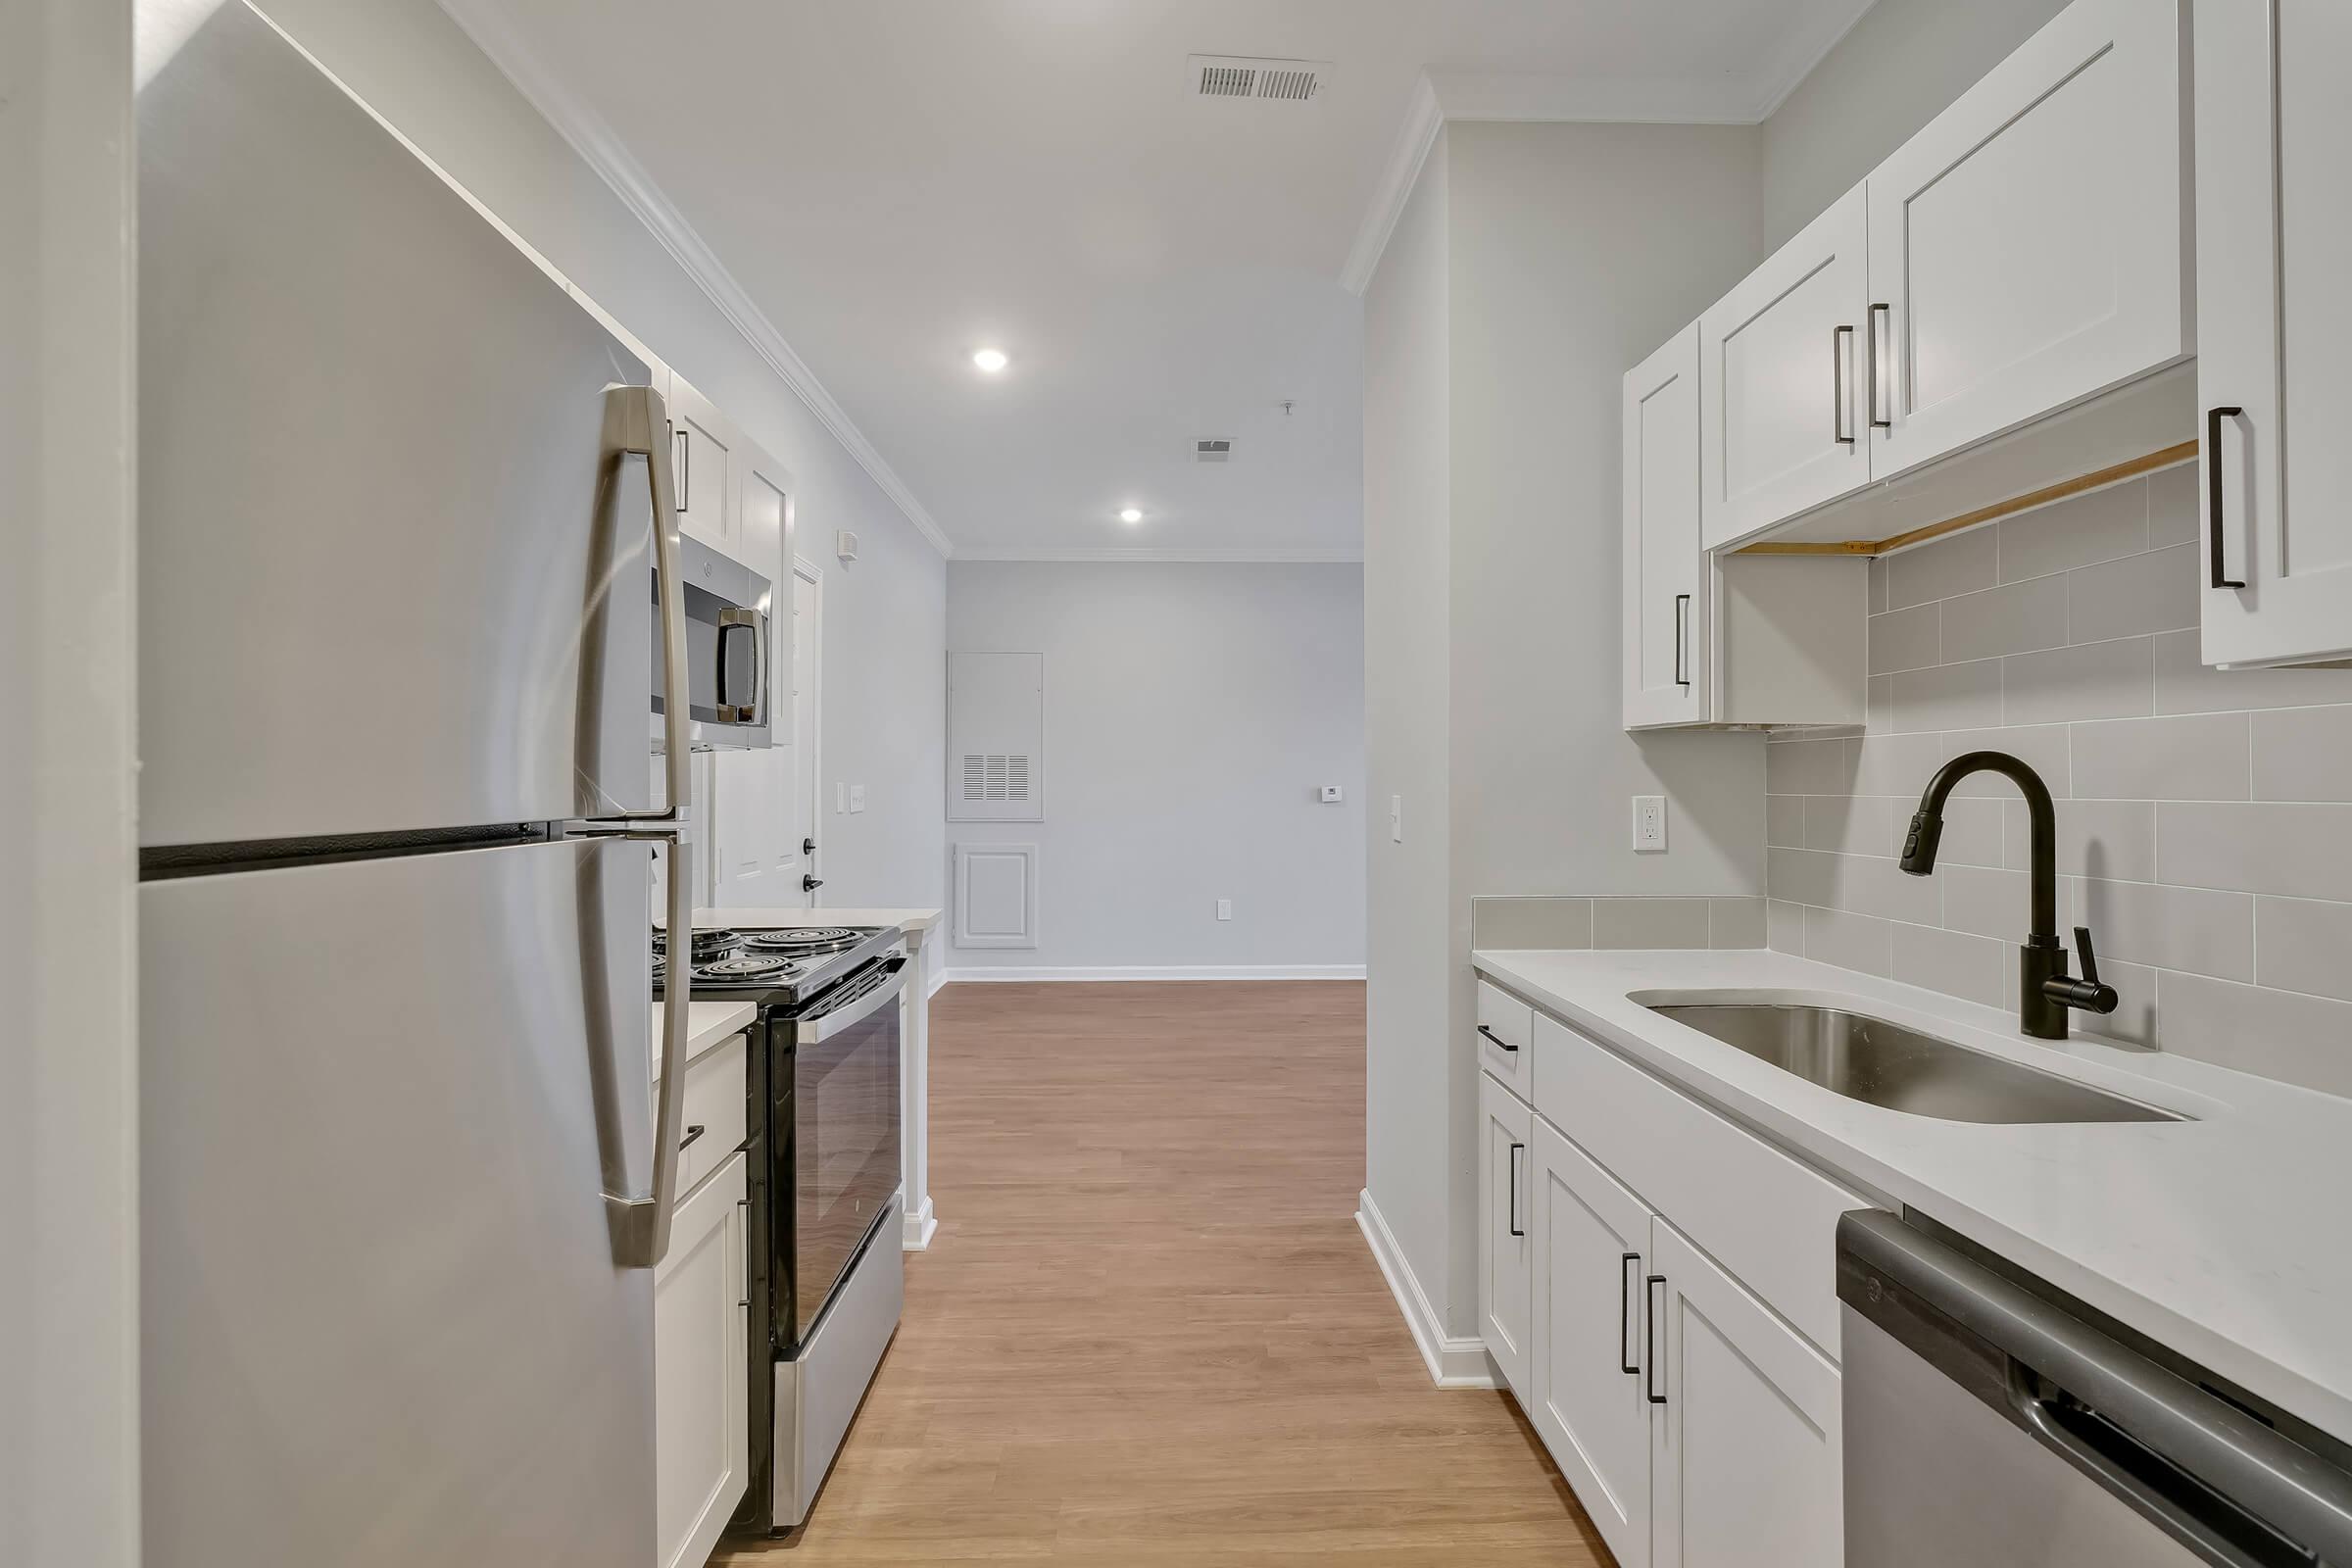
(1477, 1072, 1534, 1399)
(1646, 1219, 1843, 1568)
(1478, 1004, 1866, 1566)
(656, 1149, 749, 1568)
(1529, 1121, 1653, 1568)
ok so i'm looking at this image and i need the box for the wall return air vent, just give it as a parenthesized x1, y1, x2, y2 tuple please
(1194, 438, 1233, 465)
(1187, 55, 1330, 105)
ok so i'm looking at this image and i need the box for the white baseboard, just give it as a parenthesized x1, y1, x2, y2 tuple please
(1355, 1188, 1498, 1389)
(939, 963, 1367, 984)
(902, 1195, 937, 1251)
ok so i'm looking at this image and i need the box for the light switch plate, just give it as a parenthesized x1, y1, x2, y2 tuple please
(1389, 795, 1402, 843)
(1633, 795, 1667, 853)
(849, 783, 867, 814)
(835, 782, 848, 814)
(1215, 899, 1233, 921)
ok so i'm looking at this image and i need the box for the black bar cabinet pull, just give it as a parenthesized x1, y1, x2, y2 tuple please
(1645, 1275, 1668, 1403)
(1673, 594, 1691, 688)
(1619, 1252, 1642, 1375)
(1868, 304, 1892, 429)
(1832, 323, 1855, 445)
(2207, 405, 2246, 590)
(1476, 1024, 1518, 1054)
(678, 1123, 707, 1151)
(1507, 1143, 1525, 1238)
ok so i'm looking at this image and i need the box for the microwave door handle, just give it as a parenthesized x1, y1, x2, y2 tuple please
(598, 384, 689, 821)
(715, 608, 761, 724)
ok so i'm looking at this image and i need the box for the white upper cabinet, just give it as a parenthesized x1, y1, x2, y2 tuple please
(1624, 325, 1709, 727)
(666, 373, 739, 555)
(2196, 0, 2352, 667)
(1699, 186, 1872, 553)
(1865, 0, 2190, 483)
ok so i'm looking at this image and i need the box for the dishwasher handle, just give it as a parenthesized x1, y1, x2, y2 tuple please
(1838, 1210, 2352, 1567)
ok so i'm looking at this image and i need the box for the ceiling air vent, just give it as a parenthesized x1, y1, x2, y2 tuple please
(1187, 55, 1331, 105)
(1194, 438, 1234, 465)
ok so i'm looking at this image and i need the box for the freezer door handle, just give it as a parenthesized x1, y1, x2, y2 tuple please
(604, 384, 691, 821)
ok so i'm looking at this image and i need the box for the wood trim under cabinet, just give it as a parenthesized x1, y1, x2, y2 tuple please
(1738, 441, 2198, 559)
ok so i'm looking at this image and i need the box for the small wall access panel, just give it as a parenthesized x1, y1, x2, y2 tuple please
(948, 652, 1043, 822)
(954, 843, 1038, 951)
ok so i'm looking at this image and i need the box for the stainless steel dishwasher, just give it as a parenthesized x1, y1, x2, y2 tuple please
(1837, 1211, 2352, 1567)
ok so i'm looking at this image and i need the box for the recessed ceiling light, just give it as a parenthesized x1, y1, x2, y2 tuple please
(971, 348, 1008, 373)
(1118, 507, 1144, 524)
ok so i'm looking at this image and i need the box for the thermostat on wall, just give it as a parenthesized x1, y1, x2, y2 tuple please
(836, 528, 859, 563)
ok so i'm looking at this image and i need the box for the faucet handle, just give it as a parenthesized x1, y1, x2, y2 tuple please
(2075, 926, 2103, 987)
(2042, 925, 2120, 1015)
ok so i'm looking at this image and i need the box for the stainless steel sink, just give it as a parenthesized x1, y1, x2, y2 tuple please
(1645, 1002, 2180, 1124)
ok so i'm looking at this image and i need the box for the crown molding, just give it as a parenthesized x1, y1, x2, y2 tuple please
(1339, 74, 1444, 297)
(1343, 0, 1875, 298)
(437, 0, 956, 560)
(951, 546, 1364, 565)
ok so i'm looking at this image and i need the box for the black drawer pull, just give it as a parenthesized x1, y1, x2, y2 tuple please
(678, 1123, 707, 1151)
(2207, 405, 2246, 590)
(1645, 1274, 1668, 1405)
(1476, 1024, 1518, 1054)
(1620, 1252, 1642, 1375)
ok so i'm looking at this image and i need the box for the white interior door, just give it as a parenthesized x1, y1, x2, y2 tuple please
(794, 564, 821, 907)
(2196, 0, 2352, 666)
(1624, 323, 1708, 728)
(1865, 0, 2188, 483)
(1699, 184, 1871, 550)
(1530, 1121, 1655, 1568)
(1648, 1218, 1843, 1568)
(1477, 1073, 1534, 1400)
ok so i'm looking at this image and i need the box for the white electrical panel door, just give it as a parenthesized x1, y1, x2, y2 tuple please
(948, 652, 1043, 822)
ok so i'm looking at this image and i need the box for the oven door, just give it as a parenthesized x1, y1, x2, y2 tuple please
(791, 956, 906, 1343)
(652, 533, 773, 750)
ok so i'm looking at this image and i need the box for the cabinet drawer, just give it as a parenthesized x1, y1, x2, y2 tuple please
(1532, 1011, 1871, 1356)
(1475, 980, 1534, 1097)
(674, 1031, 748, 1204)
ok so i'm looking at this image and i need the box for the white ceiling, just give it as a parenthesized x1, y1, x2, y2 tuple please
(448, 0, 1873, 560)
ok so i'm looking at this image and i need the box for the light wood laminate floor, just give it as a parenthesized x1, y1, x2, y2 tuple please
(716, 980, 1610, 1566)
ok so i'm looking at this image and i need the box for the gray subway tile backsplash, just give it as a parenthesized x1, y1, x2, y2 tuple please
(1764, 470, 2352, 1100)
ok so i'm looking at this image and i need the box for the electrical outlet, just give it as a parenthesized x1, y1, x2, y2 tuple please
(1633, 795, 1667, 853)
(1215, 899, 1233, 921)
(1320, 785, 1344, 804)
(849, 783, 867, 814)
(1389, 795, 1402, 843)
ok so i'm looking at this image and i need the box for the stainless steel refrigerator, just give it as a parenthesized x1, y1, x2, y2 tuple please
(138, 7, 696, 1563)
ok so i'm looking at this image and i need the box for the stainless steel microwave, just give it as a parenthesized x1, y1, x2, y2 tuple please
(654, 532, 773, 750)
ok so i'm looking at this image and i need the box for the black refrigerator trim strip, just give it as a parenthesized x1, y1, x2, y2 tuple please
(139, 822, 555, 880)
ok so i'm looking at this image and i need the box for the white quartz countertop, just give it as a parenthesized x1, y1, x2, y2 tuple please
(1472, 946, 2352, 1444)
(651, 999, 757, 1082)
(691, 906, 941, 935)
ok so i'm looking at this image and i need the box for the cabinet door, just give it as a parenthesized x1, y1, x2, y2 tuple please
(1648, 1219, 1841, 1568)
(2196, 0, 2352, 666)
(1477, 1073, 1534, 1399)
(1699, 185, 1870, 551)
(1866, 0, 2188, 484)
(666, 374, 738, 552)
(655, 1152, 748, 1568)
(1624, 324, 1708, 728)
(1529, 1121, 1654, 1568)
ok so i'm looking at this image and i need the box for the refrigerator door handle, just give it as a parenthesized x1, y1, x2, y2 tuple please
(591, 822, 693, 1268)
(603, 384, 691, 822)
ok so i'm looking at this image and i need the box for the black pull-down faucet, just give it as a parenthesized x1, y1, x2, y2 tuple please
(1897, 750, 2118, 1040)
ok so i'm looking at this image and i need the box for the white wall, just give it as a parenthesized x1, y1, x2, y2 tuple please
(259, 0, 948, 911)
(3, 3, 141, 1564)
(1362, 131, 1456, 1336)
(1760, 0, 2069, 249)
(943, 562, 1366, 974)
(1359, 120, 1766, 1349)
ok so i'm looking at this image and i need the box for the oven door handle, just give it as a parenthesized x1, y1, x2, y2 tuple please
(807, 955, 909, 1043)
